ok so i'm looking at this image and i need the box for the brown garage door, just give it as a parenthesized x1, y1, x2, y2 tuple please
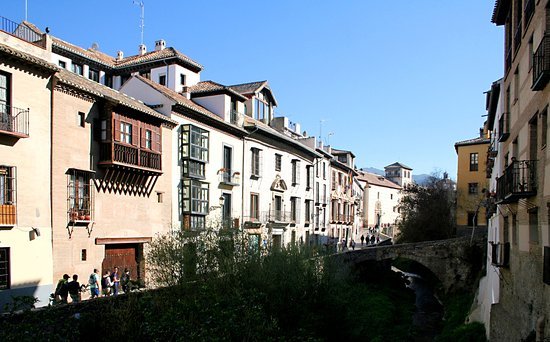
(102, 244, 140, 281)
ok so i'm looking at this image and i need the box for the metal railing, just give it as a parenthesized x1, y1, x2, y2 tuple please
(533, 34, 550, 90)
(0, 15, 45, 48)
(218, 171, 240, 185)
(263, 210, 292, 222)
(230, 110, 244, 126)
(496, 159, 537, 203)
(0, 105, 29, 136)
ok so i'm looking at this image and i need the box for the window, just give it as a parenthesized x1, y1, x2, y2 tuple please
(58, 60, 66, 68)
(306, 165, 312, 189)
(89, 69, 99, 82)
(77, 112, 85, 127)
(542, 108, 548, 148)
(338, 155, 347, 163)
(251, 148, 261, 177)
(292, 160, 300, 185)
(159, 74, 166, 86)
(144, 129, 152, 149)
(182, 179, 208, 216)
(514, 68, 519, 102)
(181, 124, 209, 162)
(512, 214, 518, 245)
(323, 184, 327, 204)
(304, 200, 311, 223)
(315, 182, 320, 203)
(105, 75, 113, 88)
(528, 36, 534, 70)
(290, 197, 300, 223)
(331, 171, 336, 190)
(222, 145, 233, 180)
(275, 154, 282, 171)
(467, 212, 477, 227)
(530, 115, 538, 160)
(0, 166, 16, 225)
(323, 163, 326, 179)
(529, 208, 539, 244)
(120, 121, 132, 144)
(250, 193, 259, 220)
(100, 120, 107, 141)
(503, 216, 510, 244)
(180, 73, 186, 86)
(469, 153, 479, 171)
(0, 71, 10, 114)
(72, 63, 83, 75)
(67, 169, 93, 221)
(81, 249, 87, 261)
(468, 182, 479, 194)
(0, 247, 9, 290)
(254, 98, 268, 121)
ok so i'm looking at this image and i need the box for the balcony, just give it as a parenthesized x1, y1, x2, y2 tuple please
(0, 204, 16, 226)
(533, 34, 550, 91)
(218, 170, 240, 186)
(230, 110, 244, 126)
(243, 214, 263, 228)
(99, 142, 162, 172)
(496, 160, 537, 204)
(263, 210, 292, 223)
(0, 105, 29, 138)
(0, 15, 46, 48)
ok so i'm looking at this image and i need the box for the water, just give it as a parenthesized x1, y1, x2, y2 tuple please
(393, 267, 444, 341)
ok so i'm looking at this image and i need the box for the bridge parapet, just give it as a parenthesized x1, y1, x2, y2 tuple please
(335, 236, 486, 293)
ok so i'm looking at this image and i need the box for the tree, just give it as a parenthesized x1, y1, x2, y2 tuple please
(395, 173, 456, 243)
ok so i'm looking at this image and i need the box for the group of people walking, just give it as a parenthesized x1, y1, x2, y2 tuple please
(54, 267, 131, 304)
(360, 234, 380, 246)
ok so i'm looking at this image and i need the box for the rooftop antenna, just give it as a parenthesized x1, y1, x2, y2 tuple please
(326, 132, 334, 146)
(24, 0, 28, 21)
(319, 119, 326, 142)
(133, 0, 145, 45)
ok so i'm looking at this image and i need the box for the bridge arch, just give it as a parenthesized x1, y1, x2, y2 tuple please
(336, 236, 486, 293)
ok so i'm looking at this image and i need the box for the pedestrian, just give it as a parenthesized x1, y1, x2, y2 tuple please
(370, 235, 375, 245)
(376, 235, 380, 244)
(360, 235, 364, 246)
(67, 274, 81, 303)
(121, 268, 131, 293)
(54, 274, 70, 304)
(111, 266, 120, 296)
(102, 270, 113, 296)
(88, 269, 100, 299)
(351, 239, 356, 250)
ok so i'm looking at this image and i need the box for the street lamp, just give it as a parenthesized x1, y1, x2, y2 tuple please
(209, 196, 225, 211)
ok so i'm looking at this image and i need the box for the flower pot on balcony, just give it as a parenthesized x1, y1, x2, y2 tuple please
(69, 210, 79, 221)
(84, 215, 91, 221)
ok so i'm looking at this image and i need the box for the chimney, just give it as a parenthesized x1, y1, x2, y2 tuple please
(117, 50, 124, 61)
(479, 128, 484, 138)
(155, 39, 166, 51)
(138, 44, 147, 55)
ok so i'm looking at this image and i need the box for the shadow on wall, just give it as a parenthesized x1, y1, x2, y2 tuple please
(0, 280, 52, 312)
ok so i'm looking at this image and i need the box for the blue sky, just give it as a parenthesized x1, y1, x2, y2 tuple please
(3, 1, 503, 177)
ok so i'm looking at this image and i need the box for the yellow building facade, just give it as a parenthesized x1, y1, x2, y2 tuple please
(455, 135, 490, 230)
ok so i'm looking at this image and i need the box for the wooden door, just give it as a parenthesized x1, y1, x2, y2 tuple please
(102, 244, 140, 281)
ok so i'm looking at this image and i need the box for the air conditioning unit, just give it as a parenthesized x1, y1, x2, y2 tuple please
(491, 242, 510, 268)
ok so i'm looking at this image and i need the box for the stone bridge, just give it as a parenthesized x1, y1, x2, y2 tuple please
(334, 236, 487, 293)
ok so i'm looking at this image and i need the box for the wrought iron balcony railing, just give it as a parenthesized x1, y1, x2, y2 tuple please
(0, 104, 29, 137)
(262, 210, 292, 223)
(533, 34, 550, 91)
(496, 159, 537, 203)
(218, 171, 240, 186)
(0, 15, 46, 48)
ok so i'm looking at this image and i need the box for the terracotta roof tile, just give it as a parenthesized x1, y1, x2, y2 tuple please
(115, 47, 202, 71)
(357, 171, 402, 190)
(228, 80, 268, 95)
(134, 75, 238, 126)
(52, 37, 116, 67)
(0, 42, 58, 71)
(187, 80, 247, 100)
(55, 68, 177, 125)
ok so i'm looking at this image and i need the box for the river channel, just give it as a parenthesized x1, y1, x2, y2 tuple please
(393, 267, 444, 341)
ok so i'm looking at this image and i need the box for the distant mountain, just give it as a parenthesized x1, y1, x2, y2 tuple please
(413, 174, 431, 185)
(360, 167, 384, 176)
(360, 167, 431, 186)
